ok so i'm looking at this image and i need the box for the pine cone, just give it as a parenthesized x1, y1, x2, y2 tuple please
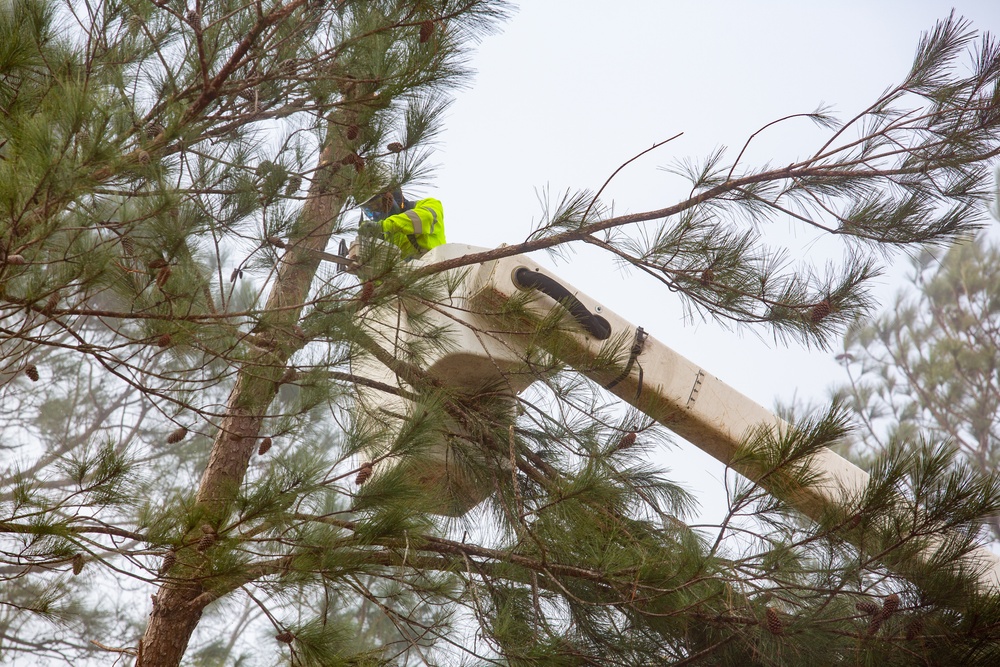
(279, 367, 298, 385)
(185, 9, 200, 24)
(878, 593, 900, 620)
(359, 281, 375, 303)
(4, 254, 27, 265)
(42, 292, 59, 315)
(121, 236, 135, 256)
(266, 235, 287, 249)
(72, 553, 85, 576)
(157, 333, 172, 348)
(346, 124, 360, 141)
(855, 600, 879, 615)
(387, 142, 404, 153)
(24, 364, 39, 382)
(196, 532, 216, 553)
(764, 607, 783, 635)
(159, 550, 177, 576)
(284, 176, 302, 196)
(342, 152, 364, 173)
(275, 630, 295, 644)
(145, 121, 164, 139)
(258, 437, 273, 455)
(238, 85, 258, 104)
(255, 160, 274, 178)
(136, 149, 151, 165)
(810, 299, 832, 323)
(148, 257, 169, 270)
(419, 20, 435, 43)
(279, 59, 297, 75)
(166, 427, 187, 444)
(867, 615, 883, 636)
(616, 432, 637, 451)
(126, 14, 143, 32)
(355, 462, 373, 485)
(155, 265, 172, 288)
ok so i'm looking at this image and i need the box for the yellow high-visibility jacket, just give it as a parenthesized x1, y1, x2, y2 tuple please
(379, 198, 445, 258)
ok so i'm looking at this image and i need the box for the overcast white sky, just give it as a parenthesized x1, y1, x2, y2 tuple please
(425, 2, 1000, 521)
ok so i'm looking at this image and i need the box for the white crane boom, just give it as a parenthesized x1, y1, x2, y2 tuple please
(352, 243, 1000, 595)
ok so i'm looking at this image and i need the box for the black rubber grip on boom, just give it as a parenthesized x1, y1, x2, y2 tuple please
(513, 268, 612, 340)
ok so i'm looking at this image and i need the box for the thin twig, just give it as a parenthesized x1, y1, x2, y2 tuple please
(581, 133, 683, 224)
(90, 640, 138, 657)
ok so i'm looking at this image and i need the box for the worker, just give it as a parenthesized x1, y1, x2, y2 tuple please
(359, 188, 445, 258)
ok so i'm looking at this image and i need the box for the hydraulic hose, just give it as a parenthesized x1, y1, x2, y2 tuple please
(513, 267, 612, 341)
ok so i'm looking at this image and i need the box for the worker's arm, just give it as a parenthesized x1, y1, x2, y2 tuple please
(381, 198, 445, 250)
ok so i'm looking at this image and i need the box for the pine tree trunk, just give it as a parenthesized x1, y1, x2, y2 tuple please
(135, 115, 357, 666)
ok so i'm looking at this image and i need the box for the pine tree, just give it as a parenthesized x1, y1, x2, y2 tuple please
(835, 231, 1000, 542)
(3, 3, 1000, 666)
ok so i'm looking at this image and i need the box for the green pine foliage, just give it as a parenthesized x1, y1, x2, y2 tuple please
(836, 233, 1000, 543)
(2, 2, 1000, 666)
(526, 11, 1000, 350)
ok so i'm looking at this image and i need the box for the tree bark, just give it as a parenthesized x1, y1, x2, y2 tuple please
(136, 112, 359, 666)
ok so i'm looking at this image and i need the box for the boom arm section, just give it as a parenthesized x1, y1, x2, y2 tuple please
(481, 252, 868, 521)
(354, 243, 1000, 594)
